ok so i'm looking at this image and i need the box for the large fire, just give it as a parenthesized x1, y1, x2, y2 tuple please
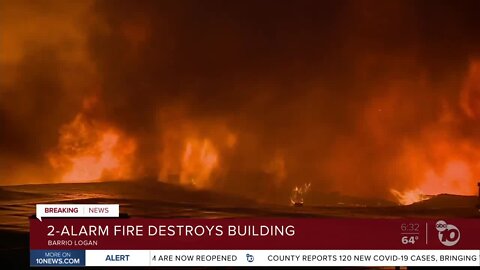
(388, 60, 480, 204)
(48, 113, 137, 183)
(43, 59, 480, 201)
(4, 1, 480, 206)
(390, 137, 478, 204)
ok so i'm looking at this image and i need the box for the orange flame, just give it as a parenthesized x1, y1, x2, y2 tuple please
(388, 61, 480, 204)
(390, 189, 429, 205)
(48, 113, 136, 182)
(290, 183, 311, 205)
(180, 138, 219, 188)
(390, 122, 478, 204)
(157, 108, 235, 189)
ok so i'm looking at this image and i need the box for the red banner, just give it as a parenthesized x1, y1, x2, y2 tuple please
(30, 218, 480, 250)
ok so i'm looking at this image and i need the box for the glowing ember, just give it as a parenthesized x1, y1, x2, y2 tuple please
(390, 188, 429, 205)
(180, 138, 219, 188)
(48, 113, 136, 182)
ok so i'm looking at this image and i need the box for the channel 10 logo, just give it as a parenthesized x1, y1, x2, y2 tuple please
(435, 220, 460, 247)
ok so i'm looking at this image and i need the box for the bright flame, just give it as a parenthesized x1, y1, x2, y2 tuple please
(180, 138, 219, 188)
(391, 135, 478, 204)
(390, 188, 429, 205)
(398, 60, 480, 198)
(48, 113, 136, 182)
(156, 108, 235, 189)
(290, 182, 311, 205)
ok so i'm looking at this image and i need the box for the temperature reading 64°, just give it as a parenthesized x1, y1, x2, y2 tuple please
(401, 235, 419, 244)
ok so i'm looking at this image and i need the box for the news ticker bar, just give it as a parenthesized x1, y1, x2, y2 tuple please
(30, 249, 480, 267)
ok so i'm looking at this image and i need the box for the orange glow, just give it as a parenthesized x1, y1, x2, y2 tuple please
(180, 138, 219, 188)
(48, 113, 136, 183)
(390, 188, 429, 205)
(399, 59, 480, 197)
(391, 111, 479, 204)
(156, 108, 236, 189)
(325, 73, 480, 205)
(460, 60, 480, 119)
(264, 152, 287, 184)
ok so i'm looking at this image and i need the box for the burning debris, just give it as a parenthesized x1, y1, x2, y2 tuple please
(290, 183, 311, 207)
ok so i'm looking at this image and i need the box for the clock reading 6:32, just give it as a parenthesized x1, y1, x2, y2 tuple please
(401, 223, 419, 232)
